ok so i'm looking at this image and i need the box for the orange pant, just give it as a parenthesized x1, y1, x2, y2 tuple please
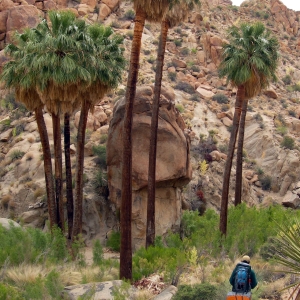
(226, 292, 251, 300)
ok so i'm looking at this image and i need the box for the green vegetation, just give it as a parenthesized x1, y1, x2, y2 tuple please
(0, 204, 299, 298)
(168, 72, 177, 82)
(212, 93, 229, 104)
(10, 150, 25, 161)
(281, 135, 295, 149)
(173, 283, 218, 300)
(123, 9, 135, 21)
(282, 75, 292, 85)
(92, 145, 107, 168)
(175, 82, 195, 94)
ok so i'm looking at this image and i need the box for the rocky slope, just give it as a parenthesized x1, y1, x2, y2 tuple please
(1, 0, 300, 244)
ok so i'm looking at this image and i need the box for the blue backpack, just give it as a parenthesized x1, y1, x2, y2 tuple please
(233, 263, 251, 293)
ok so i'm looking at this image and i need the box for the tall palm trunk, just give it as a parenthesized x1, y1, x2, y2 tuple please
(219, 84, 245, 235)
(120, 6, 146, 280)
(35, 107, 57, 228)
(72, 100, 91, 240)
(234, 98, 248, 206)
(52, 113, 64, 232)
(64, 112, 74, 239)
(146, 19, 170, 248)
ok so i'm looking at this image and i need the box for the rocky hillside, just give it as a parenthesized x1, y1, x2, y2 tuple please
(0, 0, 300, 244)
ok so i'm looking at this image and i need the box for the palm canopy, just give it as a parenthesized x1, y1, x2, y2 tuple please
(132, 0, 179, 22)
(166, 0, 200, 28)
(1, 10, 126, 114)
(219, 22, 279, 99)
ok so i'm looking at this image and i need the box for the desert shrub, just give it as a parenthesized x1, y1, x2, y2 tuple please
(147, 56, 155, 64)
(174, 39, 182, 47)
(281, 135, 295, 149)
(190, 65, 200, 72)
(168, 72, 177, 82)
(190, 93, 200, 102)
(123, 9, 135, 20)
(92, 145, 107, 168)
(254, 113, 263, 122)
(180, 48, 190, 56)
(10, 150, 25, 161)
(133, 242, 187, 282)
(276, 125, 287, 136)
(0, 225, 70, 267)
(106, 231, 120, 252)
(288, 109, 296, 117)
(143, 49, 151, 55)
(1, 195, 11, 210)
(175, 82, 194, 94)
(173, 283, 217, 300)
(259, 174, 272, 191)
(175, 104, 184, 113)
(34, 188, 45, 199)
(0, 283, 21, 299)
(92, 170, 108, 192)
(100, 134, 108, 144)
(93, 240, 103, 265)
(212, 93, 228, 104)
(12, 124, 25, 137)
(126, 30, 133, 40)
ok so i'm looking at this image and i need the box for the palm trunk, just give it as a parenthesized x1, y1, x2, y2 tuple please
(146, 19, 169, 248)
(52, 113, 64, 233)
(64, 112, 74, 239)
(35, 107, 57, 228)
(72, 100, 91, 240)
(234, 98, 248, 206)
(219, 84, 245, 236)
(120, 6, 146, 280)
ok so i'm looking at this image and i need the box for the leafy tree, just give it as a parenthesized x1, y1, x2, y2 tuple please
(218, 22, 279, 235)
(146, 0, 200, 248)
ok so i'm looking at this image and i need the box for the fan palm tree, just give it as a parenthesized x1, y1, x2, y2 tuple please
(120, 0, 178, 280)
(272, 218, 300, 300)
(146, 0, 200, 248)
(72, 24, 126, 240)
(1, 33, 58, 230)
(218, 22, 279, 235)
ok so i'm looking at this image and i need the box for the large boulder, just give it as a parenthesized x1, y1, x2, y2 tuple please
(107, 86, 192, 249)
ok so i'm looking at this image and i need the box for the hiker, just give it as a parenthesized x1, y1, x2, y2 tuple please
(229, 255, 258, 293)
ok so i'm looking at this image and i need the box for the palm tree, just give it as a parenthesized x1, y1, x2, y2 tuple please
(218, 22, 279, 235)
(120, 0, 177, 280)
(1, 33, 58, 230)
(72, 24, 125, 240)
(234, 98, 248, 206)
(272, 218, 300, 300)
(146, 0, 200, 248)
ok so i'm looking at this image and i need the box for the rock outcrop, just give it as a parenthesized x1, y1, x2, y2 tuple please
(107, 86, 192, 249)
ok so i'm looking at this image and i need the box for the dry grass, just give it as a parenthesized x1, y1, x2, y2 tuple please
(1, 194, 12, 210)
(80, 266, 119, 283)
(5, 264, 48, 285)
(34, 188, 45, 199)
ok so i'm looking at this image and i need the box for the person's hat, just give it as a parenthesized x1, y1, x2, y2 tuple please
(242, 255, 250, 263)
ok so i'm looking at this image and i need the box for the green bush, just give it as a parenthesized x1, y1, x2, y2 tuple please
(173, 283, 217, 300)
(133, 243, 187, 282)
(123, 9, 135, 20)
(92, 170, 108, 192)
(106, 231, 120, 252)
(93, 239, 103, 265)
(92, 145, 107, 167)
(259, 174, 272, 191)
(281, 135, 295, 149)
(168, 72, 177, 82)
(212, 93, 228, 104)
(0, 225, 70, 267)
(174, 39, 182, 47)
(175, 82, 195, 94)
(10, 150, 25, 161)
(175, 104, 184, 113)
(190, 93, 201, 102)
(276, 126, 287, 136)
(180, 48, 190, 56)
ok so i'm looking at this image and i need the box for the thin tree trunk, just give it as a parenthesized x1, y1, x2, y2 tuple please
(52, 113, 64, 233)
(72, 100, 91, 240)
(234, 98, 248, 206)
(35, 107, 57, 229)
(120, 7, 146, 280)
(146, 19, 169, 248)
(64, 112, 74, 239)
(219, 85, 245, 236)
